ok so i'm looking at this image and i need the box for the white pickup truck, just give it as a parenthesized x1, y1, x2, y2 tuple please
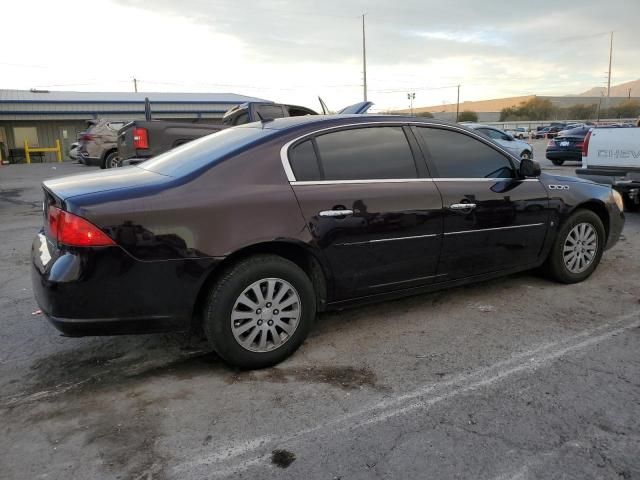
(576, 127, 640, 211)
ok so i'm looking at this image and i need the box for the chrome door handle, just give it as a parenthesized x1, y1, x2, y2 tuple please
(319, 209, 354, 217)
(449, 203, 477, 211)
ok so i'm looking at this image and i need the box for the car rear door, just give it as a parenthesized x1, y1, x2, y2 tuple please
(413, 125, 550, 279)
(285, 124, 444, 300)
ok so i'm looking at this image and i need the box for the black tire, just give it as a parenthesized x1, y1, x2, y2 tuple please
(550, 159, 564, 166)
(102, 150, 119, 169)
(203, 254, 316, 369)
(521, 151, 532, 161)
(623, 195, 640, 212)
(544, 209, 605, 284)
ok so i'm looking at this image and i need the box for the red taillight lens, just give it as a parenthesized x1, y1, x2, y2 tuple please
(547, 140, 556, 147)
(576, 141, 584, 149)
(582, 131, 592, 157)
(80, 133, 94, 142)
(133, 127, 148, 149)
(48, 206, 115, 247)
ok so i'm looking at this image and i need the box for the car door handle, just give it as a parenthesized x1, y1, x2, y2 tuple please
(319, 209, 354, 217)
(449, 203, 477, 211)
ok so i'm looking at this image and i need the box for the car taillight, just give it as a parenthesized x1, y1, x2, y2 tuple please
(576, 141, 584, 149)
(80, 133, 94, 142)
(133, 127, 148, 149)
(582, 131, 592, 157)
(48, 206, 115, 247)
(547, 139, 556, 147)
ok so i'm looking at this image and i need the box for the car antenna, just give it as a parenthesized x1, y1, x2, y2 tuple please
(255, 111, 274, 128)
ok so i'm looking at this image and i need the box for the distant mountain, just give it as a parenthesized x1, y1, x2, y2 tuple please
(578, 79, 640, 97)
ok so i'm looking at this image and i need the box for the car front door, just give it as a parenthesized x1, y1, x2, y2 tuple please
(413, 125, 550, 280)
(285, 124, 444, 300)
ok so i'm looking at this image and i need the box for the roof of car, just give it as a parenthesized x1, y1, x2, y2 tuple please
(243, 114, 459, 131)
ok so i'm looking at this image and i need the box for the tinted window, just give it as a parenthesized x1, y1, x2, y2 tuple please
(289, 140, 321, 181)
(415, 127, 514, 179)
(314, 127, 417, 180)
(479, 128, 508, 140)
(257, 105, 286, 119)
(140, 126, 278, 177)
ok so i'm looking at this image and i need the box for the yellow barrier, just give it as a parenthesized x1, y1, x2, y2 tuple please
(24, 139, 62, 163)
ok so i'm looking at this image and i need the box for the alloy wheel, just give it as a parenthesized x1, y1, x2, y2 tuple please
(231, 278, 301, 353)
(563, 222, 598, 274)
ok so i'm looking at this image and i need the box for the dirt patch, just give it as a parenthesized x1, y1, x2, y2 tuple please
(271, 449, 296, 468)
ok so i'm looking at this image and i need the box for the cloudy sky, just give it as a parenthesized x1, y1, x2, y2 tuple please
(2, 0, 638, 111)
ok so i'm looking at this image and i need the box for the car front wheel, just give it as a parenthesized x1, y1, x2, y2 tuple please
(203, 254, 316, 369)
(544, 209, 605, 284)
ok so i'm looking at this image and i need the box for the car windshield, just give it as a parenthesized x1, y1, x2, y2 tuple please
(139, 126, 279, 177)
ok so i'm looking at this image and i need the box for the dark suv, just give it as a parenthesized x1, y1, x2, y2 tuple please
(32, 116, 625, 368)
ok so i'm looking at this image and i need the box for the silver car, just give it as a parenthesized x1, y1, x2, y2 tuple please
(465, 123, 533, 160)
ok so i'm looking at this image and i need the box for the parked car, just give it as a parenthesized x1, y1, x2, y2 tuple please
(68, 142, 79, 161)
(506, 127, 529, 139)
(576, 127, 640, 211)
(78, 119, 127, 169)
(534, 126, 553, 139)
(545, 127, 591, 165)
(31, 115, 624, 368)
(117, 101, 372, 165)
(466, 124, 533, 159)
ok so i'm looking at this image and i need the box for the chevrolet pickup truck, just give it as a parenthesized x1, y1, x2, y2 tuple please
(117, 100, 372, 165)
(576, 126, 640, 211)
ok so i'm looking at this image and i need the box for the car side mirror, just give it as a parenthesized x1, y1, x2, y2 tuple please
(519, 158, 541, 177)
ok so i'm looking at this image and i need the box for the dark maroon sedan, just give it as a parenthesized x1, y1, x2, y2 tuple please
(32, 115, 624, 368)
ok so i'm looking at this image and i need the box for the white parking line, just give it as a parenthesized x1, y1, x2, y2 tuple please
(175, 310, 640, 477)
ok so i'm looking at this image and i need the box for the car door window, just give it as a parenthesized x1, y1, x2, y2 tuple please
(257, 105, 286, 119)
(415, 127, 515, 179)
(314, 127, 417, 180)
(289, 140, 321, 181)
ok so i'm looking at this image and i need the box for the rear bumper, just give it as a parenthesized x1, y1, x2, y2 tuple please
(546, 150, 581, 161)
(31, 232, 219, 336)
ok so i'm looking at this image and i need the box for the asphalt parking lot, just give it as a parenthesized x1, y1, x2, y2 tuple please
(1, 148, 639, 479)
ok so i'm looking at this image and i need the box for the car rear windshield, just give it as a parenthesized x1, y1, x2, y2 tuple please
(139, 126, 279, 177)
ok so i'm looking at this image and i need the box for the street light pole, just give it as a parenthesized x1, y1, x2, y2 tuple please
(455, 84, 460, 122)
(362, 14, 367, 102)
(408, 92, 415, 115)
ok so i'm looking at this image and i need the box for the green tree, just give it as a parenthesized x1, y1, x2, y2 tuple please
(457, 110, 478, 122)
(500, 97, 556, 121)
(416, 111, 434, 118)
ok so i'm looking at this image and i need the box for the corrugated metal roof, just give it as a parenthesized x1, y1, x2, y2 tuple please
(0, 89, 269, 103)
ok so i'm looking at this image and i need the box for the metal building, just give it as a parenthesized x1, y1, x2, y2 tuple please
(0, 89, 268, 162)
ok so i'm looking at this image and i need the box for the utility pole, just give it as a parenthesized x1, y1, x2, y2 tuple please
(607, 31, 613, 99)
(133, 77, 138, 93)
(362, 14, 367, 102)
(455, 84, 461, 122)
(407, 93, 415, 115)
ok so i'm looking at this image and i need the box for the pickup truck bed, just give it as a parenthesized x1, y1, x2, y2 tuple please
(118, 121, 224, 164)
(577, 127, 640, 210)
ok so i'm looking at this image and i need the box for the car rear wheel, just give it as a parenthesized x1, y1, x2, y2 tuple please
(551, 159, 564, 166)
(521, 151, 532, 161)
(203, 254, 316, 369)
(544, 209, 605, 283)
(103, 150, 120, 169)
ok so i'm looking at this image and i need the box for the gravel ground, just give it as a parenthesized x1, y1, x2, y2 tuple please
(1, 156, 639, 480)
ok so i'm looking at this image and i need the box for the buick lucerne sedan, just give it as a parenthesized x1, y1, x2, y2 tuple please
(32, 116, 625, 368)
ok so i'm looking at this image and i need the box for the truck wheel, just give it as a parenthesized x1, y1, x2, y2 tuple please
(544, 209, 605, 284)
(623, 195, 640, 212)
(203, 254, 316, 369)
(551, 159, 564, 166)
(103, 151, 120, 169)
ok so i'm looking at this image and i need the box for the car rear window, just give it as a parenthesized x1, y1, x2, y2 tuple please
(139, 126, 279, 177)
